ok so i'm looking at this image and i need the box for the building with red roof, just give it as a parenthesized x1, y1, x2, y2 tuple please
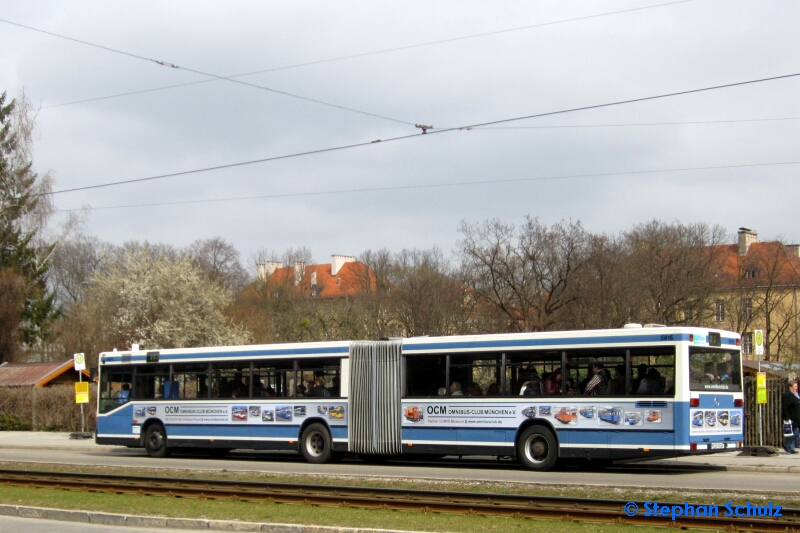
(705, 228, 800, 361)
(0, 360, 91, 387)
(257, 254, 379, 298)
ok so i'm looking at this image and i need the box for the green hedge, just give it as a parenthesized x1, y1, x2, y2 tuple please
(0, 384, 97, 432)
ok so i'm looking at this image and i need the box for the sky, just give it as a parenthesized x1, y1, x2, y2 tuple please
(1, 0, 799, 266)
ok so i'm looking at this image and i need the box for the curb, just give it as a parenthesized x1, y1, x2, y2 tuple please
(0, 504, 419, 532)
(0, 445, 101, 453)
(634, 460, 800, 474)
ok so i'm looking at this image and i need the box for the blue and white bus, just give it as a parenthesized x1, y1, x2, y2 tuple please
(96, 324, 743, 471)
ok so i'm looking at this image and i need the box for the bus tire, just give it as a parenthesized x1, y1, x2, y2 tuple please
(144, 424, 170, 458)
(300, 423, 332, 464)
(517, 426, 557, 471)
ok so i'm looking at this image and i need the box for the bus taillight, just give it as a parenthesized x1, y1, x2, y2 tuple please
(734, 399, 743, 407)
(690, 398, 699, 407)
(690, 443, 697, 451)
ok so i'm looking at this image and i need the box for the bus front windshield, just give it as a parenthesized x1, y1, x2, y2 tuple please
(688, 347, 742, 392)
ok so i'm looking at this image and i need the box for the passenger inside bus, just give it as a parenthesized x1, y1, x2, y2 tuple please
(309, 376, 330, 397)
(631, 364, 648, 393)
(544, 368, 562, 395)
(467, 383, 483, 396)
(252, 374, 265, 396)
(118, 383, 130, 403)
(605, 365, 624, 396)
(584, 363, 610, 395)
(717, 362, 732, 383)
(329, 376, 340, 397)
(637, 367, 664, 395)
(700, 362, 717, 383)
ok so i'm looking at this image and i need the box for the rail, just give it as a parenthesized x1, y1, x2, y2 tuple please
(0, 469, 797, 532)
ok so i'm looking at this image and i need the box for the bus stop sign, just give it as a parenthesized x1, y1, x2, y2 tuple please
(75, 381, 89, 404)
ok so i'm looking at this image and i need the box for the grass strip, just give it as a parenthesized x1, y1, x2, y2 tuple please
(0, 484, 710, 533)
(1, 461, 797, 508)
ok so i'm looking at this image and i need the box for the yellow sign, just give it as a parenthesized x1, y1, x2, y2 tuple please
(75, 382, 89, 404)
(756, 371, 767, 404)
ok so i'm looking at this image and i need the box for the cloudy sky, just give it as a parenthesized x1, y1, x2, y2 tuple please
(1, 0, 798, 265)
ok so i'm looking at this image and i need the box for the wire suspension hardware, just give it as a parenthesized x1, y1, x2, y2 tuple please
(39, 69, 800, 200)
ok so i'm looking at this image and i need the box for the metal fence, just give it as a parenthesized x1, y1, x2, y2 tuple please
(744, 375, 785, 447)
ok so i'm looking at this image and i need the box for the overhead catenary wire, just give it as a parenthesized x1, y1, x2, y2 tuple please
(30, 0, 691, 111)
(57, 160, 800, 213)
(0, 18, 414, 126)
(36, 69, 800, 198)
(475, 116, 800, 129)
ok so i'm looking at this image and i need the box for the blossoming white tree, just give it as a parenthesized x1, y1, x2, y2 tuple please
(85, 247, 251, 352)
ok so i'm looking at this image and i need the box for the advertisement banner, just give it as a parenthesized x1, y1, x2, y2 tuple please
(689, 408, 742, 435)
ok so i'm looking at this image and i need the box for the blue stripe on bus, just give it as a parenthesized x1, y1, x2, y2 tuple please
(167, 424, 300, 439)
(97, 405, 134, 434)
(561, 429, 676, 446)
(403, 334, 737, 352)
(102, 345, 349, 364)
(404, 427, 678, 447)
(100, 331, 738, 364)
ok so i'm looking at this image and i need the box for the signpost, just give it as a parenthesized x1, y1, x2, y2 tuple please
(74, 353, 87, 434)
(754, 331, 765, 447)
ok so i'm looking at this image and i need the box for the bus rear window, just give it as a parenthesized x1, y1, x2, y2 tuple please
(689, 348, 741, 392)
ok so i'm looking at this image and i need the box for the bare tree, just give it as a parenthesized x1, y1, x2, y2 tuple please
(282, 246, 314, 266)
(458, 217, 588, 332)
(390, 248, 473, 337)
(738, 240, 800, 361)
(188, 237, 249, 292)
(49, 233, 108, 308)
(565, 233, 632, 329)
(355, 249, 394, 338)
(621, 221, 727, 326)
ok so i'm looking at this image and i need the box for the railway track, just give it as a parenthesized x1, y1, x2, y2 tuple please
(1, 468, 797, 532)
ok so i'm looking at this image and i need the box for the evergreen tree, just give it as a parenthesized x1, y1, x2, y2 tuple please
(0, 91, 58, 361)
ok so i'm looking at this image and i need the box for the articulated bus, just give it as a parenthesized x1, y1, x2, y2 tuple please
(96, 324, 743, 471)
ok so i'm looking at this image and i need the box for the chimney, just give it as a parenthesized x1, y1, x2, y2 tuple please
(310, 271, 317, 286)
(737, 227, 758, 256)
(257, 261, 283, 281)
(266, 261, 282, 276)
(331, 254, 356, 276)
(294, 261, 305, 286)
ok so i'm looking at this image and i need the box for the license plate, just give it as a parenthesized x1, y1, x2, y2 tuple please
(710, 442, 725, 449)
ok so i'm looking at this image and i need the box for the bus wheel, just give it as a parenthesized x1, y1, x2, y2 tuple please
(144, 424, 170, 458)
(301, 423, 332, 464)
(517, 426, 557, 471)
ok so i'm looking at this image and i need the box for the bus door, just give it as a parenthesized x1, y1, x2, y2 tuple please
(348, 340, 403, 455)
